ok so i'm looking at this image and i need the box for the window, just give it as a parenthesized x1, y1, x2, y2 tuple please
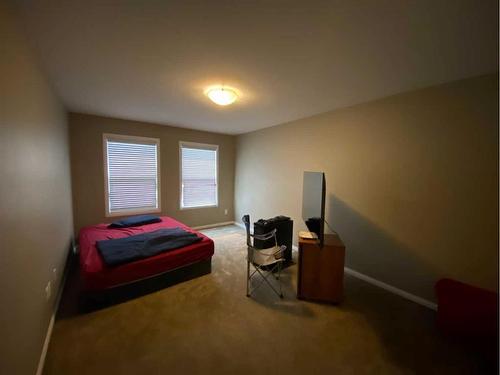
(180, 142, 218, 209)
(103, 134, 160, 217)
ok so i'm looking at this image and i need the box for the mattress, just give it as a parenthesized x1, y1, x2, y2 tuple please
(79, 216, 214, 290)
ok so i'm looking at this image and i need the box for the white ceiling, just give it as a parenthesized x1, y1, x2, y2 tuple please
(14, 0, 498, 134)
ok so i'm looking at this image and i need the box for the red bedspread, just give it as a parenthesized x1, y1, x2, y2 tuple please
(79, 216, 214, 290)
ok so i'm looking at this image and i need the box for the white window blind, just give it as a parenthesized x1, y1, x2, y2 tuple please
(104, 134, 160, 216)
(180, 142, 218, 209)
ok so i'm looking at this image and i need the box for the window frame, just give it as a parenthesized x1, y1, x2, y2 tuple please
(103, 133, 161, 217)
(179, 141, 219, 210)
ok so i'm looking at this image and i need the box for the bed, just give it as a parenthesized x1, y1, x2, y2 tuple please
(79, 216, 214, 291)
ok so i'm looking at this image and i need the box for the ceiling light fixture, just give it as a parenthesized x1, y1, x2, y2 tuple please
(206, 86, 238, 106)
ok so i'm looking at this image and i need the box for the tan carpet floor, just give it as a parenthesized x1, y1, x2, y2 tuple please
(44, 225, 494, 374)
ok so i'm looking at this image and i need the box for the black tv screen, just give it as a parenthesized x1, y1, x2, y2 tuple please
(302, 171, 326, 247)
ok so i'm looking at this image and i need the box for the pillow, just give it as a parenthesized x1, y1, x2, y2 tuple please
(108, 215, 161, 228)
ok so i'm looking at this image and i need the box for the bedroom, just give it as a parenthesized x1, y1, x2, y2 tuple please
(0, 1, 498, 374)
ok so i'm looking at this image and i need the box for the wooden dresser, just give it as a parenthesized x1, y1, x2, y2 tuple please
(297, 233, 345, 303)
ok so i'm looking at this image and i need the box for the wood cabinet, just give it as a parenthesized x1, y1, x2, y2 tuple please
(297, 234, 345, 303)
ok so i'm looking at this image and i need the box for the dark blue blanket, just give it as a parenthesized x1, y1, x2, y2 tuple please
(96, 227, 202, 267)
(108, 215, 161, 228)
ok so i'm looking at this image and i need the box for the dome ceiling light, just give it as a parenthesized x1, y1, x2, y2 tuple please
(205, 86, 238, 106)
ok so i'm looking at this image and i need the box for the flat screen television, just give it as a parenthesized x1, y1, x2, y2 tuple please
(302, 171, 326, 247)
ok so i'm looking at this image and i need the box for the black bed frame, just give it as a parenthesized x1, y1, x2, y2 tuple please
(79, 258, 212, 311)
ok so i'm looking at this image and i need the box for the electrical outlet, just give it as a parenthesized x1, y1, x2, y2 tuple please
(45, 281, 52, 301)
(224, 209, 228, 215)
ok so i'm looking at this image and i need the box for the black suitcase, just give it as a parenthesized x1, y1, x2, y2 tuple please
(253, 216, 293, 264)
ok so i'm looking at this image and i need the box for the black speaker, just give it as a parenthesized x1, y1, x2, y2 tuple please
(305, 217, 321, 238)
(253, 216, 293, 264)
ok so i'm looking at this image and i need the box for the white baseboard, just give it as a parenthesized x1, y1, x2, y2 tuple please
(193, 221, 235, 230)
(293, 245, 436, 310)
(36, 260, 69, 375)
(233, 221, 245, 229)
(36, 314, 55, 375)
(344, 267, 437, 310)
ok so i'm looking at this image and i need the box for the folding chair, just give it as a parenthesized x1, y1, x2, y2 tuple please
(242, 215, 286, 299)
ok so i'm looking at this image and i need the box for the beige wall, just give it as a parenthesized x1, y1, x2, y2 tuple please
(0, 3, 74, 375)
(69, 113, 235, 234)
(235, 74, 498, 302)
